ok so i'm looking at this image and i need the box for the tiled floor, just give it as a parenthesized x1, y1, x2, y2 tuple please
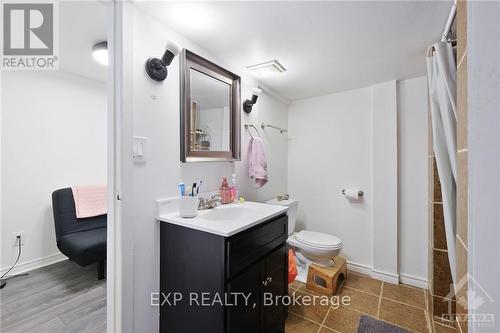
(285, 271, 435, 333)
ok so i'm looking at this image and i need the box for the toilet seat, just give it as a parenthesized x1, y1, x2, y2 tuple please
(294, 231, 343, 250)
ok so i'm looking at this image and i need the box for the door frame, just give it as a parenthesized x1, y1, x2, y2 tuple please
(106, 1, 118, 331)
(107, 1, 136, 331)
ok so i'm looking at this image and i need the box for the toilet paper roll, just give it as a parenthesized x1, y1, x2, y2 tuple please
(343, 189, 361, 200)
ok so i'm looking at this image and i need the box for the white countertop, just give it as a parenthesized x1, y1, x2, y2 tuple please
(156, 200, 288, 237)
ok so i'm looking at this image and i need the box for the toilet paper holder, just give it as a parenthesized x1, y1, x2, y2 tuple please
(341, 189, 364, 197)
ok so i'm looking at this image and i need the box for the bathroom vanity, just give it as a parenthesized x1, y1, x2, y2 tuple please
(157, 201, 288, 333)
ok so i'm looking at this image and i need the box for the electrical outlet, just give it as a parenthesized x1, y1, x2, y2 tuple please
(12, 232, 25, 247)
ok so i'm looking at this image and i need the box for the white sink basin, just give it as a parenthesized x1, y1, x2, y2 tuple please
(156, 200, 288, 236)
(198, 204, 259, 221)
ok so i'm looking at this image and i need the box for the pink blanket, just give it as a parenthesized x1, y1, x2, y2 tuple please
(71, 185, 107, 219)
(247, 137, 268, 188)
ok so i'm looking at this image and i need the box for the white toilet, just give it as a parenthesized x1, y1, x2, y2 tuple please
(266, 198, 343, 282)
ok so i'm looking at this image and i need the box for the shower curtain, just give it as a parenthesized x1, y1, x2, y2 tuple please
(426, 41, 457, 287)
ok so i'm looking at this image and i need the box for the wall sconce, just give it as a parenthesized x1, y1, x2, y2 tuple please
(145, 41, 181, 82)
(92, 41, 108, 66)
(243, 88, 262, 113)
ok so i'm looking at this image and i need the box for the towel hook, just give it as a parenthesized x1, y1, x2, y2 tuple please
(245, 123, 260, 138)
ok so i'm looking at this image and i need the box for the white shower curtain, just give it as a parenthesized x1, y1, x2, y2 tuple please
(426, 41, 457, 287)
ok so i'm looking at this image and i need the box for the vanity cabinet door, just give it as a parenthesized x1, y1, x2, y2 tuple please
(227, 260, 262, 333)
(226, 214, 287, 279)
(262, 245, 288, 333)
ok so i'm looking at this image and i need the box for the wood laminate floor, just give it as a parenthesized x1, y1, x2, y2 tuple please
(0, 260, 106, 333)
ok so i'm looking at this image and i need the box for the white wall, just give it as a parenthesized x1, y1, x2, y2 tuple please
(372, 80, 398, 282)
(397, 77, 429, 285)
(288, 78, 429, 286)
(288, 87, 374, 268)
(467, 1, 500, 331)
(239, 90, 289, 203)
(121, 5, 289, 332)
(1, 70, 107, 273)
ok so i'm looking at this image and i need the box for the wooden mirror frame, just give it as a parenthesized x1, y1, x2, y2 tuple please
(180, 49, 241, 162)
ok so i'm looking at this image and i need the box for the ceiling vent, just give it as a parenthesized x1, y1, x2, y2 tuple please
(246, 60, 286, 74)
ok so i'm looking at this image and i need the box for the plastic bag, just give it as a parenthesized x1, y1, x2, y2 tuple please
(288, 248, 297, 284)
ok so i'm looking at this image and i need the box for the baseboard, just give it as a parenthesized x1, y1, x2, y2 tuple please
(371, 269, 400, 285)
(346, 260, 398, 284)
(1, 252, 68, 276)
(399, 273, 428, 289)
(346, 261, 372, 276)
(346, 260, 427, 288)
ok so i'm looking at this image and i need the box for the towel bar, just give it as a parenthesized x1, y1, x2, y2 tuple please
(341, 189, 364, 197)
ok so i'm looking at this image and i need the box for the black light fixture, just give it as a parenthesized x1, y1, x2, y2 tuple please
(92, 41, 108, 66)
(243, 88, 262, 113)
(145, 41, 181, 81)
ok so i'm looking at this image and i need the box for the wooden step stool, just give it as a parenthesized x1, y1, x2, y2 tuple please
(306, 256, 347, 296)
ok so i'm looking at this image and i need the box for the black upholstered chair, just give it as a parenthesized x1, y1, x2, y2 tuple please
(52, 187, 107, 280)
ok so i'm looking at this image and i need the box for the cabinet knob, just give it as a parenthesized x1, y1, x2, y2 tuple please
(262, 280, 268, 286)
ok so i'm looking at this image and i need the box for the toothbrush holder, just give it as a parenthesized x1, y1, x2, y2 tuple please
(179, 196, 198, 218)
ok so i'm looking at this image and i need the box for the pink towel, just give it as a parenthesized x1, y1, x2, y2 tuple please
(71, 185, 107, 219)
(247, 137, 268, 188)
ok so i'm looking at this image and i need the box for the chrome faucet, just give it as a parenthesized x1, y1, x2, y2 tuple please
(198, 194, 221, 210)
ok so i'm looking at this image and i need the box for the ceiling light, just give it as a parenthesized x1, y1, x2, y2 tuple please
(92, 41, 108, 66)
(247, 60, 286, 75)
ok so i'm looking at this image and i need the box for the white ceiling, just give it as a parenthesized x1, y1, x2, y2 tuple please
(59, 1, 107, 82)
(136, 1, 451, 101)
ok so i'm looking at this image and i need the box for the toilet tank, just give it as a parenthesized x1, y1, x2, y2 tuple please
(266, 198, 299, 236)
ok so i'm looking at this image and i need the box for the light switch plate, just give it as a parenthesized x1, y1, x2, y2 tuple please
(133, 136, 147, 163)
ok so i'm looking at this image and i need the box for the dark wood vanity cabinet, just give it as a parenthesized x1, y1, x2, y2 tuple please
(227, 245, 287, 333)
(160, 213, 288, 333)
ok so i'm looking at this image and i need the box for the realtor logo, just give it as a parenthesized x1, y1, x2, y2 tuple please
(441, 273, 496, 328)
(2, 2, 59, 69)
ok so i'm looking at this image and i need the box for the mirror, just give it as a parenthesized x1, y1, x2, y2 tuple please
(190, 69, 230, 152)
(180, 50, 241, 162)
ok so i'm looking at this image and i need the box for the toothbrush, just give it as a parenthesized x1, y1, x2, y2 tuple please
(178, 181, 185, 197)
(197, 180, 203, 195)
(192, 183, 196, 196)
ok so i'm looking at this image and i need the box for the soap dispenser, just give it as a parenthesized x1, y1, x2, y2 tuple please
(220, 177, 230, 204)
(230, 174, 238, 203)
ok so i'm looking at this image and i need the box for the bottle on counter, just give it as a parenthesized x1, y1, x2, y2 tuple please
(220, 177, 230, 204)
(230, 173, 238, 203)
